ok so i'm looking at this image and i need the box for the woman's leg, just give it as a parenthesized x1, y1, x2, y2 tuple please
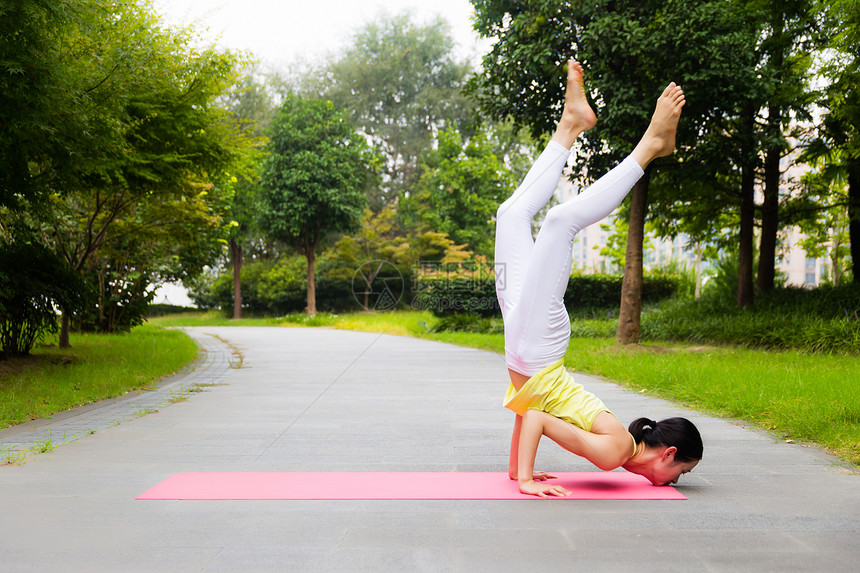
(504, 158, 644, 374)
(494, 140, 570, 316)
(495, 61, 596, 317)
(506, 82, 686, 374)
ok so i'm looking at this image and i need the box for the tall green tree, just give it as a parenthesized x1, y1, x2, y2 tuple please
(469, 0, 758, 343)
(317, 13, 475, 209)
(259, 95, 377, 315)
(27, 1, 249, 342)
(221, 70, 277, 318)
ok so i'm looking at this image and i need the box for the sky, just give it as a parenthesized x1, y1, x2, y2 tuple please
(150, 0, 489, 69)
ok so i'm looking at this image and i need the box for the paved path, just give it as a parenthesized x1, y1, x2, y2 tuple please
(0, 326, 857, 572)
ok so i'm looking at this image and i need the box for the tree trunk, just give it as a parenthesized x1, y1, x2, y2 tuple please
(229, 238, 243, 319)
(59, 312, 71, 349)
(306, 247, 317, 316)
(757, 127, 780, 293)
(616, 171, 650, 345)
(694, 242, 703, 299)
(738, 164, 756, 307)
(849, 164, 859, 284)
(737, 104, 756, 308)
(830, 235, 841, 285)
(97, 259, 107, 331)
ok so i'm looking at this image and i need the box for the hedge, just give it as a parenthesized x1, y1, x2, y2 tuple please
(189, 258, 413, 315)
(413, 273, 683, 317)
(189, 257, 684, 317)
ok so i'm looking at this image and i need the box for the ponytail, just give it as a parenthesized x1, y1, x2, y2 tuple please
(629, 417, 703, 462)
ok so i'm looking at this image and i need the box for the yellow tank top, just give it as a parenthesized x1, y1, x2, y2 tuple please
(503, 359, 610, 432)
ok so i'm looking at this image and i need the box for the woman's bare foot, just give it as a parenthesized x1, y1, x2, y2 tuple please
(551, 59, 597, 148)
(631, 82, 686, 169)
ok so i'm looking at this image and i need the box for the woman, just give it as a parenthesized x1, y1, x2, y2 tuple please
(495, 60, 703, 497)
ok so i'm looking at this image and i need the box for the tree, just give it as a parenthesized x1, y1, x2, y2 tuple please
(317, 12, 475, 209)
(403, 128, 516, 257)
(221, 71, 277, 318)
(469, 0, 759, 342)
(25, 1, 249, 343)
(259, 95, 377, 315)
(72, 180, 229, 333)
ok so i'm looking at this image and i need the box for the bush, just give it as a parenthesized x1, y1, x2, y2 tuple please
(751, 282, 860, 319)
(429, 313, 504, 334)
(576, 282, 860, 354)
(567, 273, 680, 312)
(147, 303, 197, 317)
(415, 272, 683, 318)
(188, 257, 411, 315)
(413, 276, 500, 317)
(0, 241, 83, 357)
(73, 267, 154, 334)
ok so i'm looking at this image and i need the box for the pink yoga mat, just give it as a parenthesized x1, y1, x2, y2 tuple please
(136, 472, 686, 500)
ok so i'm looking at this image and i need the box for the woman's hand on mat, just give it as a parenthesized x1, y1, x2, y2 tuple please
(519, 479, 570, 498)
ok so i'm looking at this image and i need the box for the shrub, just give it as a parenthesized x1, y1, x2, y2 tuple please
(631, 285, 860, 354)
(73, 267, 154, 334)
(0, 241, 83, 357)
(147, 304, 197, 316)
(429, 313, 504, 334)
(187, 256, 412, 315)
(416, 271, 683, 319)
(413, 276, 500, 317)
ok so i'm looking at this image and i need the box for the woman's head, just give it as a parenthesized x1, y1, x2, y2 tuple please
(627, 417, 703, 486)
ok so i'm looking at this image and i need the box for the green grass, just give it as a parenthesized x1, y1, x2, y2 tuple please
(154, 310, 860, 467)
(150, 310, 297, 327)
(0, 324, 198, 430)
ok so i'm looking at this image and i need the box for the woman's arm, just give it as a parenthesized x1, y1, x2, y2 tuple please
(521, 409, 631, 473)
(509, 414, 557, 482)
(517, 410, 570, 497)
(508, 414, 522, 479)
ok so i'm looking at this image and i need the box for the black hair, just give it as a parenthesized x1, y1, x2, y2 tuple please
(628, 417, 703, 462)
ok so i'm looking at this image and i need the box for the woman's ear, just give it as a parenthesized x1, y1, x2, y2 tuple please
(662, 446, 678, 462)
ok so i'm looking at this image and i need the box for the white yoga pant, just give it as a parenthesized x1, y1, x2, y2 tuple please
(495, 140, 644, 376)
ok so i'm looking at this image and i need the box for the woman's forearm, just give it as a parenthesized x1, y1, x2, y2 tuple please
(516, 410, 544, 484)
(508, 414, 522, 478)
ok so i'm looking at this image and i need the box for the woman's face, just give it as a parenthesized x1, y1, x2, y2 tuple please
(647, 446, 700, 486)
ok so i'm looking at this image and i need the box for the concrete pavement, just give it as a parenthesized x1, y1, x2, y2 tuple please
(0, 326, 857, 572)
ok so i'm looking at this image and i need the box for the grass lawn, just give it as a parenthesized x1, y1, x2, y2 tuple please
(151, 310, 859, 466)
(0, 324, 198, 430)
